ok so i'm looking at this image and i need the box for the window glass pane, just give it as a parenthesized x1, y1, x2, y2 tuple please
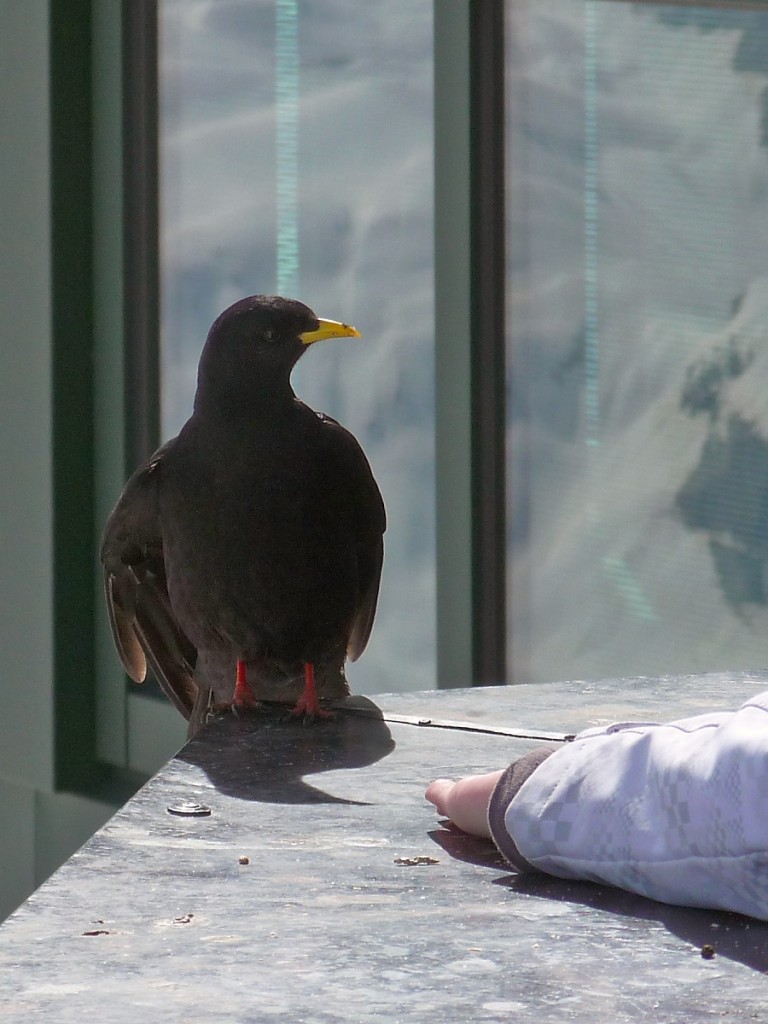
(507, 1, 768, 683)
(159, 0, 435, 693)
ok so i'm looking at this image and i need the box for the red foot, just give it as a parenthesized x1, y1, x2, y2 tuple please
(290, 662, 333, 720)
(232, 659, 259, 709)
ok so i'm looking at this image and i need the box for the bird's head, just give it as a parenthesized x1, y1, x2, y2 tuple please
(195, 295, 361, 410)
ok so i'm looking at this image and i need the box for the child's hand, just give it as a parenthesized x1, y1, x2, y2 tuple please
(425, 771, 504, 838)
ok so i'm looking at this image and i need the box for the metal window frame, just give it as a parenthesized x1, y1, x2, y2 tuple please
(49, 0, 174, 789)
(469, 0, 507, 686)
(435, 0, 508, 689)
(123, 0, 161, 470)
(50, 0, 97, 790)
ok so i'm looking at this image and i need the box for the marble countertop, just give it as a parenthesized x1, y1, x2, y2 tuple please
(1, 672, 767, 1022)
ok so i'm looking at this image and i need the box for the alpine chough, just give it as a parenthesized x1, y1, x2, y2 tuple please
(101, 295, 386, 735)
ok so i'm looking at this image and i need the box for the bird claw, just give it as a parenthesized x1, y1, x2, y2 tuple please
(231, 699, 262, 720)
(232, 692, 260, 712)
(288, 701, 335, 723)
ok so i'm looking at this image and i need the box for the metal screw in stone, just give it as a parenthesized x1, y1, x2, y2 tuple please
(167, 801, 212, 817)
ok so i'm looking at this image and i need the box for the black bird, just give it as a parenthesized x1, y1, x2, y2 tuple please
(101, 295, 385, 735)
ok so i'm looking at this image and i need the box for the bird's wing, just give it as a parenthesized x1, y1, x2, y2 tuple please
(316, 413, 386, 662)
(347, 532, 384, 662)
(100, 441, 199, 720)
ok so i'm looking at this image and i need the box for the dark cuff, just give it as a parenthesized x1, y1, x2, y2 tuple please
(487, 745, 562, 872)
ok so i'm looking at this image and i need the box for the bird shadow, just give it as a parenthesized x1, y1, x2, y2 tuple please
(177, 695, 395, 806)
(429, 821, 768, 974)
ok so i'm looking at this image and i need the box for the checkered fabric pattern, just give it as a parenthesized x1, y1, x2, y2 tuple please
(504, 692, 768, 919)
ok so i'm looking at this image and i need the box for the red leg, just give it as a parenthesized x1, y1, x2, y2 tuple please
(290, 662, 333, 720)
(232, 659, 258, 709)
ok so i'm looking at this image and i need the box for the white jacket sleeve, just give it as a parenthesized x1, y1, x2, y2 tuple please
(491, 691, 768, 920)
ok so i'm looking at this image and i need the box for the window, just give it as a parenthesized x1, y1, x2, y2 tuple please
(114, 0, 768, 727)
(159, 0, 437, 693)
(507, 1, 768, 683)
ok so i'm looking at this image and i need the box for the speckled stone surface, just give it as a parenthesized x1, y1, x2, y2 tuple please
(1, 675, 767, 1022)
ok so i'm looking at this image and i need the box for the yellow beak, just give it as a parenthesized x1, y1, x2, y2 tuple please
(299, 318, 362, 345)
